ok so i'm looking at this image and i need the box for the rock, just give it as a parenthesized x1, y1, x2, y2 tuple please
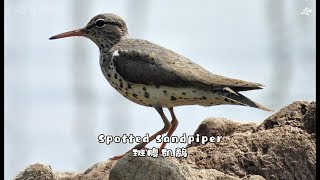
(13, 161, 116, 180)
(109, 153, 257, 180)
(14, 163, 56, 180)
(75, 160, 117, 179)
(183, 101, 316, 179)
(257, 101, 315, 134)
(186, 118, 257, 148)
(13, 101, 316, 180)
(301, 101, 316, 135)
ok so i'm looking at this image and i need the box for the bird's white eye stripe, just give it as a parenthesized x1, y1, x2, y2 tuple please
(95, 19, 106, 28)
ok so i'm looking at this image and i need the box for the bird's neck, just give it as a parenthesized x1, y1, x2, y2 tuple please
(97, 33, 129, 51)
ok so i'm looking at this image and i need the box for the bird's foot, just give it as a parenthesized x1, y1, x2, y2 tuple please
(109, 147, 150, 161)
(109, 153, 128, 161)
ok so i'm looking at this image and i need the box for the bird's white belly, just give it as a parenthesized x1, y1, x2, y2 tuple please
(101, 66, 232, 108)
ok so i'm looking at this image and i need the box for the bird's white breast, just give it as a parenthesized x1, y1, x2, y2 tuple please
(99, 50, 236, 107)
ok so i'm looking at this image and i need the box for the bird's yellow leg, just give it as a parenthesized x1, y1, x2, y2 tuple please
(110, 107, 171, 160)
(159, 107, 179, 151)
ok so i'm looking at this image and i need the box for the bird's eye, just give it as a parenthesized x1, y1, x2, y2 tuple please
(95, 19, 106, 28)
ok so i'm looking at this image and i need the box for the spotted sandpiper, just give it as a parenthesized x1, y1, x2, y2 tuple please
(49, 13, 272, 160)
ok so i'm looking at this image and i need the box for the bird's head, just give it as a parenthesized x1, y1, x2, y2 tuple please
(49, 13, 129, 49)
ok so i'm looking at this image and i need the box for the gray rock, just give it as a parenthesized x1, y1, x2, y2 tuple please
(13, 101, 316, 180)
(14, 163, 56, 180)
(184, 101, 316, 179)
(110, 153, 252, 180)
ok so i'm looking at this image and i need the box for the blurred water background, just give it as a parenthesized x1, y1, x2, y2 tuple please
(5, 0, 315, 179)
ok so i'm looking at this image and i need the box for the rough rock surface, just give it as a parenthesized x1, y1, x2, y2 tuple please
(13, 101, 316, 180)
(183, 101, 316, 179)
(109, 153, 265, 180)
(14, 164, 56, 180)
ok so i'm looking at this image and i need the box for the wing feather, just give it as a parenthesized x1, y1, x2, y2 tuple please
(109, 39, 263, 92)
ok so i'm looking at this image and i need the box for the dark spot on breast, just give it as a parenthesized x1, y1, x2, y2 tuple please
(139, 99, 143, 102)
(127, 84, 132, 89)
(107, 73, 111, 78)
(144, 92, 150, 98)
(192, 90, 196, 93)
(155, 85, 160, 88)
(182, 92, 186, 95)
(143, 87, 147, 91)
(163, 90, 168, 95)
(178, 97, 183, 99)
(133, 94, 138, 98)
(202, 96, 207, 99)
(148, 104, 152, 106)
(215, 97, 219, 100)
(224, 98, 229, 102)
(114, 74, 118, 79)
(125, 88, 128, 91)
(210, 102, 214, 105)
(120, 82, 123, 88)
(125, 92, 129, 96)
(170, 96, 177, 101)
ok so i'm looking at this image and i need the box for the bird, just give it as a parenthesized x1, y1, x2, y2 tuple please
(49, 13, 272, 160)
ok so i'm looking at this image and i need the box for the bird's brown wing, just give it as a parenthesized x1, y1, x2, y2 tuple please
(110, 39, 263, 92)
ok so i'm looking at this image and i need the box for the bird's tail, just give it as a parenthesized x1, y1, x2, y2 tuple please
(217, 88, 273, 112)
